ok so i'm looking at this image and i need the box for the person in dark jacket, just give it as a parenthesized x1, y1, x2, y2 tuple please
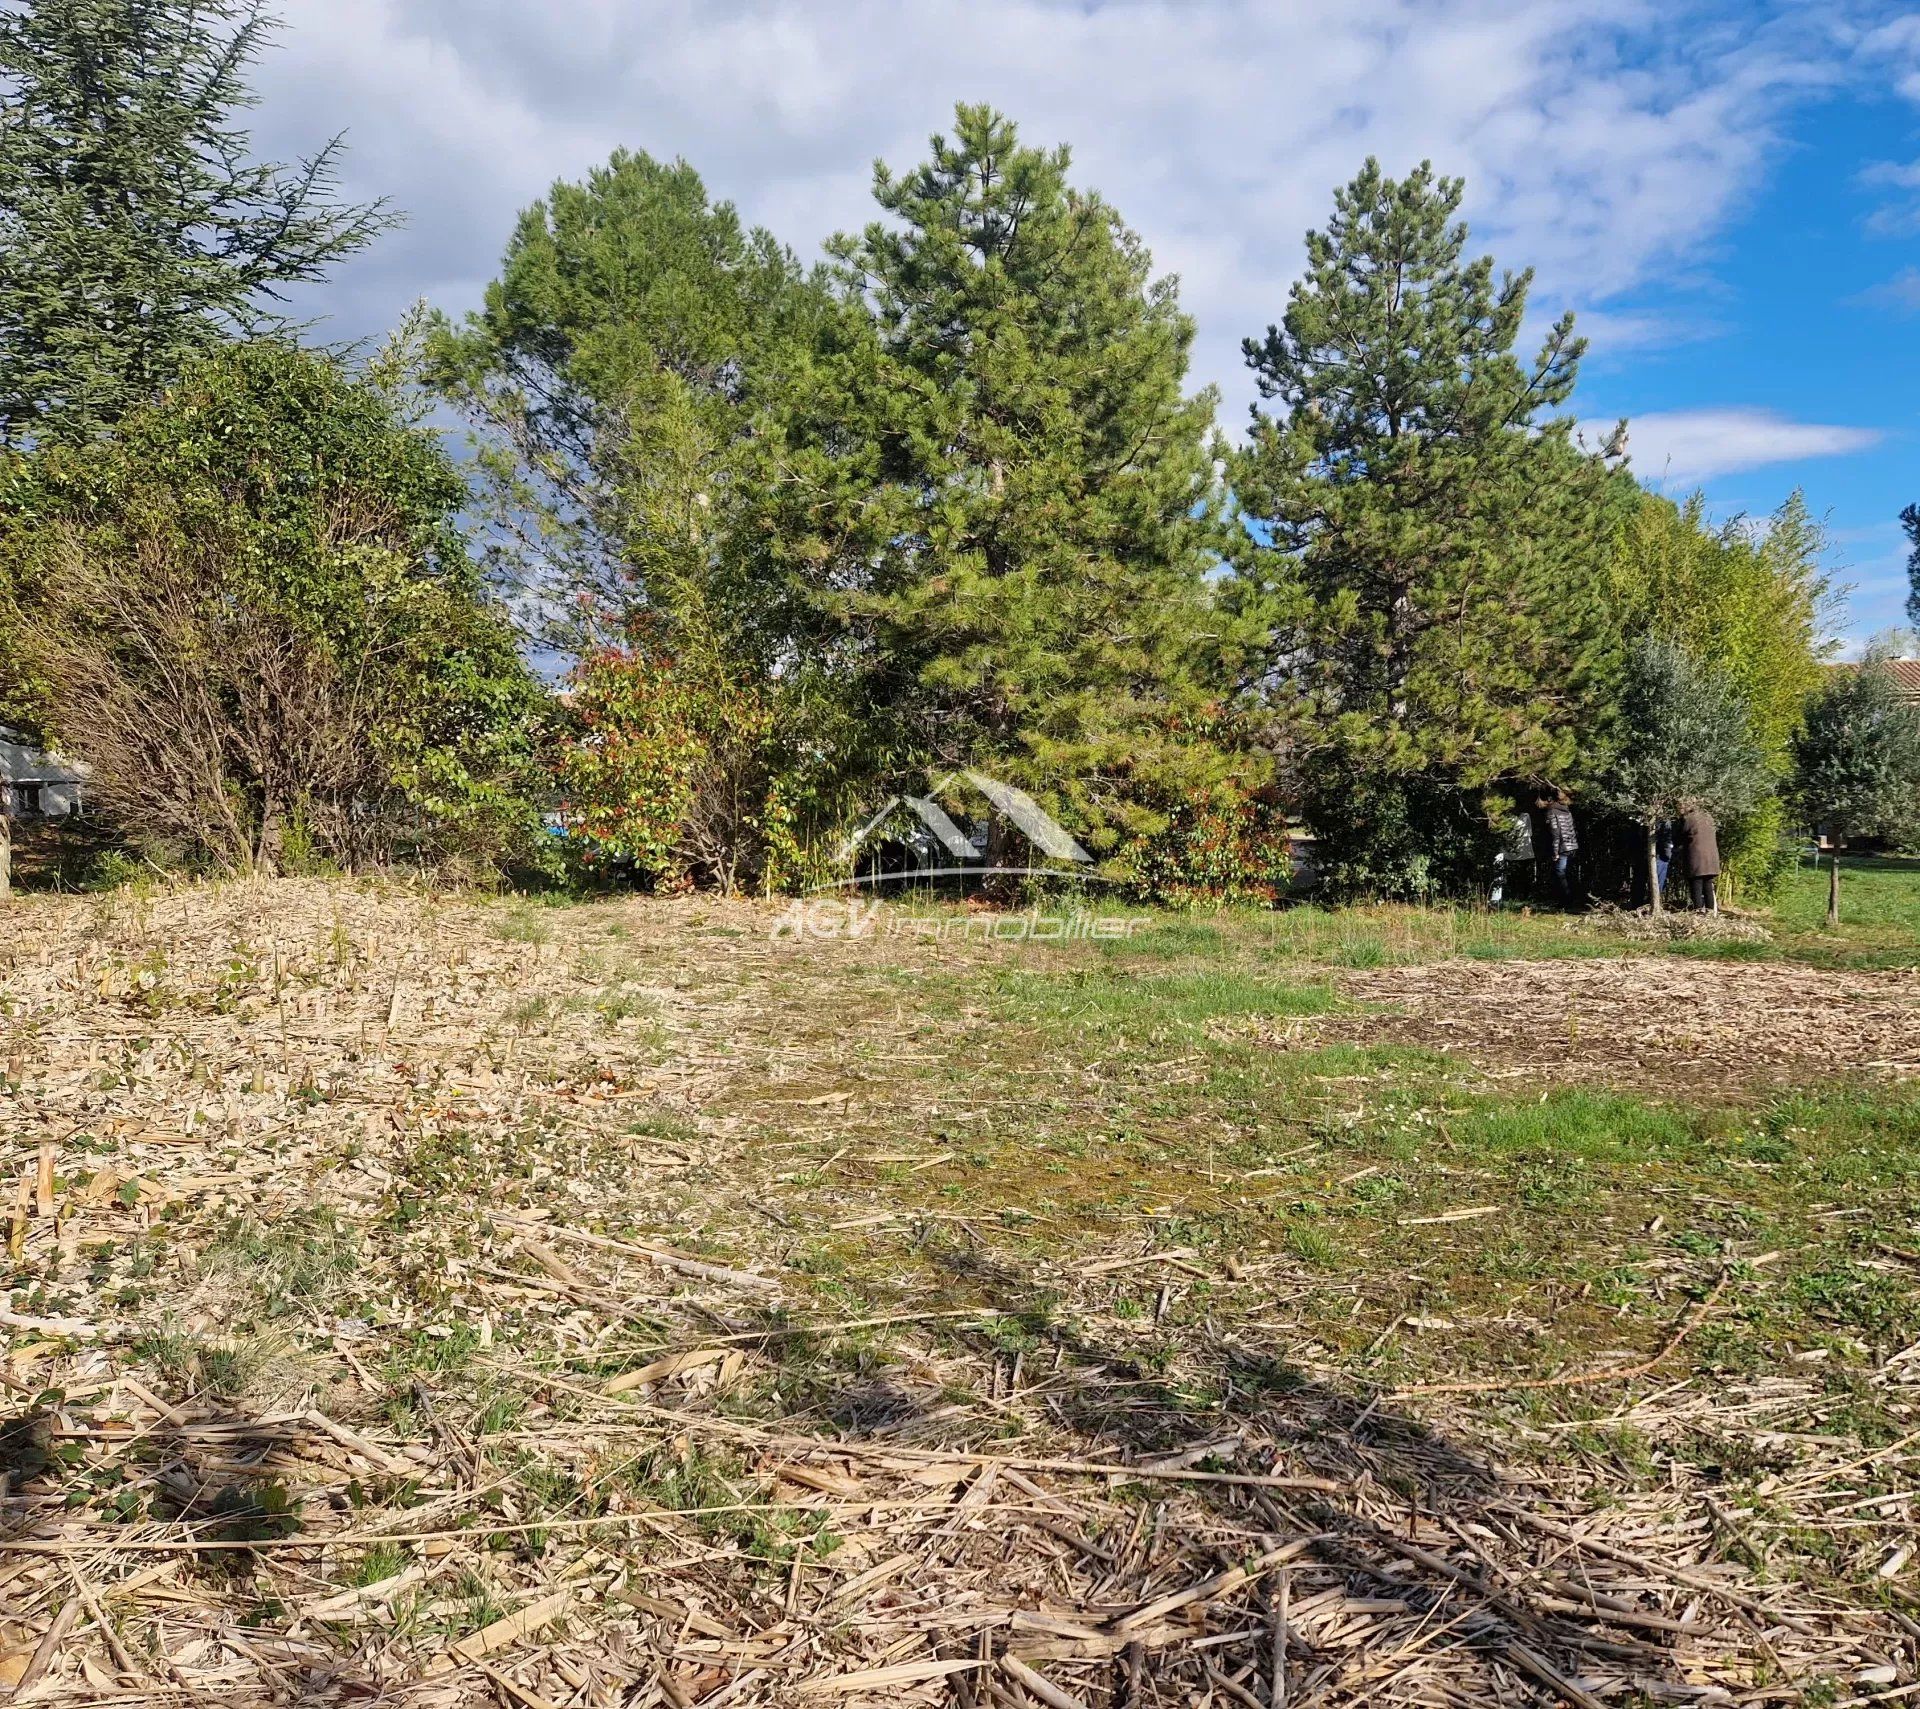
(1680, 803, 1720, 911)
(1655, 817, 1678, 896)
(1532, 790, 1579, 905)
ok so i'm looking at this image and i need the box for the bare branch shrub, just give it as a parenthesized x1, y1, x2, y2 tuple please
(22, 508, 410, 874)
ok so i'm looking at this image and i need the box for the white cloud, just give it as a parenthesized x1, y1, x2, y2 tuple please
(1603, 408, 1883, 487)
(1857, 11, 1920, 228)
(1851, 266, 1920, 311)
(1860, 160, 1920, 233)
(243, 0, 1857, 427)
(1573, 308, 1729, 354)
(1861, 10, 1920, 101)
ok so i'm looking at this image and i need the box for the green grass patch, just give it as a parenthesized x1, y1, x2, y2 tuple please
(1444, 1089, 1697, 1166)
(764, 917, 1920, 1401)
(981, 966, 1343, 1033)
(1770, 853, 1920, 968)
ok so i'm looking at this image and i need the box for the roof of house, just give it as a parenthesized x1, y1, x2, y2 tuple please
(1827, 659, 1920, 701)
(0, 726, 86, 786)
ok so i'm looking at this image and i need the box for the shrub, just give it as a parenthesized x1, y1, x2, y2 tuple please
(1300, 774, 1506, 903)
(0, 343, 544, 876)
(1108, 778, 1293, 907)
(553, 642, 803, 895)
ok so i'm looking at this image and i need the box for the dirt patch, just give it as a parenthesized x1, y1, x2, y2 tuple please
(1319, 955, 1920, 1095)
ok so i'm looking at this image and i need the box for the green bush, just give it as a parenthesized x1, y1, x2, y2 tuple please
(553, 640, 792, 896)
(1302, 775, 1505, 903)
(1108, 777, 1294, 907)
(1720, 798, 1795, 905)
(0, 342, 545, 876)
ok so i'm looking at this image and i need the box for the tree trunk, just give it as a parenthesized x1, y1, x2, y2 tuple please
(1645, 821, 1661, 916)
(982, 811, 1018, 903)
(252, 790, 286, 877)
(1385, 577, 1414, 724)
(1827, 849, 1840, 929)
(0, 806, 11, 902)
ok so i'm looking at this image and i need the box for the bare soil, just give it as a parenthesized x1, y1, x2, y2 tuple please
(1321, 954, 1920, 1096)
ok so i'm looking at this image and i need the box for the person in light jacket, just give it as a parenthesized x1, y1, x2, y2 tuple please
(1680, 803, 1720, 912)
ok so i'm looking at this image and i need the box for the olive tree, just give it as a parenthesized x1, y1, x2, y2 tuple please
(1602, 637, 1768, 913)
(1791, 658, 1920, 926)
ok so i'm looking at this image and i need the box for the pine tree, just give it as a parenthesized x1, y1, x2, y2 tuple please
(1901, 502, 1920, 630)
(0, 0, 391, 443)
(796, 104, 1242, 855)
(429, 149, 828, 662)
(1230, 159, 1623, 897)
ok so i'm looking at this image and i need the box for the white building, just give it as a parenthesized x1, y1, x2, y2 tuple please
(0, 726, 86, 818)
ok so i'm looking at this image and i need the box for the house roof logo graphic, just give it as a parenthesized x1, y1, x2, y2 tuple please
(824, 769, 1094, 890)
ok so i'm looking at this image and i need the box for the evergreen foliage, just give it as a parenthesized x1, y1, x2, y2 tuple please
(1230, 159, 1622, 898)
(428, 149, 828, 662)
(789, 104, 1250, 861)
(1901, 501, 1920, 631)
(1607, 489, 1832, 898)
(0, 0, 391, 443)
(1602, 637, 1769, 910)
(1791, 656, 1920, 923)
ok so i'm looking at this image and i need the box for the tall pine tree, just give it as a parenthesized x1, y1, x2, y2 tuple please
(1231, 160, 1623, 897)
(791, 104, 1242, 855)
(429, 150, 830, 663)
(0, 0, 391, 443)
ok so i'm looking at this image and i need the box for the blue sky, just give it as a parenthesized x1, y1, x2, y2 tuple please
(251, 0, 1915, 645)
(1573, 43, 1916, 643)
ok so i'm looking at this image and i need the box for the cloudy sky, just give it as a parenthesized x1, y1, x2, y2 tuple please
(249, 0, 1914, 641)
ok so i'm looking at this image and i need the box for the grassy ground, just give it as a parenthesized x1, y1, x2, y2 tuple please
(1099, 850, 1920, 972)
(727, 874, 1920, 1411)
(3, 866, 1918, 1704)
(1771, 852, 1920, 963)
